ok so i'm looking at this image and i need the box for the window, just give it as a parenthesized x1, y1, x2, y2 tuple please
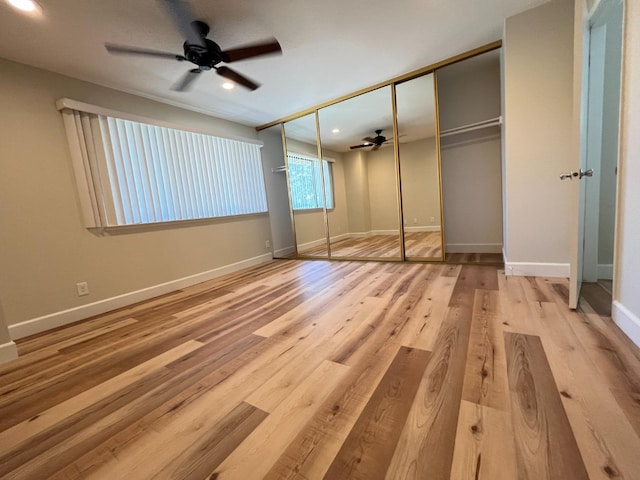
(287, 152, 334, 210)
(58, 99, 267, 228)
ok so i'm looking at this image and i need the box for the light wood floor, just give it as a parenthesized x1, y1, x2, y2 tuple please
(299, 232, 442, 259)
(1, 261, 639, 479)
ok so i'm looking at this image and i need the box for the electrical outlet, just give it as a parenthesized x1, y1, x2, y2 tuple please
(265, 240, 271, 249)
(413, 218, 418, 224)
(76, 282, 89, 296)
(430, 216, 435, 223)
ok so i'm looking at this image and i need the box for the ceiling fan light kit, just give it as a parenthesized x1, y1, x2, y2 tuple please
(105, 0, 282, 92)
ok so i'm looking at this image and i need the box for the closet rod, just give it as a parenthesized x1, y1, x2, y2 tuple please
(440, 116, 502, 137)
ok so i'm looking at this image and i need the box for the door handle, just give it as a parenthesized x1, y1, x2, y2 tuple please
(560, 171, 578, 180)
(559, 169, 593, 180)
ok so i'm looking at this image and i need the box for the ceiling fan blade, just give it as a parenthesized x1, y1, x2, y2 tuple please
(106, 43, 185, 60)
(221, 38, 282, 63)
(161, 0, 206, 47)
(350, 144, 371, 150)
(172, 69, 202, 92)
(216, 66, 260, 90)
(361, 137, 376, 143)
(372, 144, 381, 151)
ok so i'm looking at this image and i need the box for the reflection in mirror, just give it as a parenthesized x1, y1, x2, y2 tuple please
(259, 124, 295, 258)
(396, 74, 443, 260)
(318, 85, 401, 259)
(283, 113, 329, 258)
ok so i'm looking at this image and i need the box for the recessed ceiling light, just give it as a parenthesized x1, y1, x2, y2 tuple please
(222, 82, 234, 90)
(332, 128, 340, 134)
(7, 0, 38, 12)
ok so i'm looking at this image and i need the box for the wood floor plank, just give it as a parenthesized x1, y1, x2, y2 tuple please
(246, 297, 385, 413)
(385, 305, 473, 480)
(0, 341, 205, 479)
(0, 260, 638, 479)
(497, 271, 539, 336)
(154, 402, 268, 480)
(449, 400, 518, 480)
(323, 346, 432, 480)
(529, 300, 640, 480)
(462, 289, 510, 411)
(213, 360, 351, 479)
(504, 332, 590, 480)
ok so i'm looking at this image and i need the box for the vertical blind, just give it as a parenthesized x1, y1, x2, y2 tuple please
(59, 103, 267, 228)
(287, 152, 334, 210)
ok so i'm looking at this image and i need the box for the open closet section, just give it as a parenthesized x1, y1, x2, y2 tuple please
(437, 49, 504, 264)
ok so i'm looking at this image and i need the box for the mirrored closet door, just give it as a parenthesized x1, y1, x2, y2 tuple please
(396, 73, 444, 261)
(283, 113, 329, 258)
(318, 85, 402, 260)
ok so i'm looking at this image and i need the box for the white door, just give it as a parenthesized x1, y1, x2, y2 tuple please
(568, 0, 623, 309)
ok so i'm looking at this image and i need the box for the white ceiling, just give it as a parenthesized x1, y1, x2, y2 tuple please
(0, 0, 547, 128)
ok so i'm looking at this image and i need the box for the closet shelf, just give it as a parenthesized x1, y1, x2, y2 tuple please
(439, 116, 502, 138)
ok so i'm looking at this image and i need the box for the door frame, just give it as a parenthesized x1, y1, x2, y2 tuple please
(569, 0, 624, 308)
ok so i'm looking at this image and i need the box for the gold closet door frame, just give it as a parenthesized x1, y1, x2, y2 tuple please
(272, 41, 501, 263)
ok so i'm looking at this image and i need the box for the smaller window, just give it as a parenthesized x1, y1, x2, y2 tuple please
(287, 152, 334, 210)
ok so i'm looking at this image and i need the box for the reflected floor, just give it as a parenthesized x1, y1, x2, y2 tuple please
(579, 280, 612, 317)
(298, 232, 442, 259)
(404, 231, 442, 258)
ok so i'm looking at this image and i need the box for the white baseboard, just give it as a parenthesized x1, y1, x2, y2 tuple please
(274, 246, 295, 257)
(8, 253, 273, 340)
(346, 230, 399, 238)
(612, 301, 640, 348)
(446, 243, 503, 254)
(597, 264, 614, 280)
(330, 233, 351, 242)
(404, 225, 441, 233)
(0, 341, 18, 364)
(296, 237, 328, 252)
(504, 261, 570, 278)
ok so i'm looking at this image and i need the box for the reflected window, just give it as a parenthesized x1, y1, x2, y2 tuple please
(287, 152, 334, 210)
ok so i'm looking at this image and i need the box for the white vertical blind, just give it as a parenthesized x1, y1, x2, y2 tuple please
(59, 105, 267, 228)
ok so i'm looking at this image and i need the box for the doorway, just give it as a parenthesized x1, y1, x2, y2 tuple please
(577, 0, 623, 315)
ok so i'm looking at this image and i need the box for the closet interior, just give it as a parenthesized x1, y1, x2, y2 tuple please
(437, 49, 504, 264)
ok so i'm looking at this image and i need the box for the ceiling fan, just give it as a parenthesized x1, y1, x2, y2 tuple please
(350, 130, 393, 151)
(105, 0, 282, 91)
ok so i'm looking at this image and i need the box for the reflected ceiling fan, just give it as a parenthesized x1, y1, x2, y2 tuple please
(350, 129, 393, 151)
(105, 0, 282, 91)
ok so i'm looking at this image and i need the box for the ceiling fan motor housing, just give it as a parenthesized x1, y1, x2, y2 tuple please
(183, 39, 223, 68)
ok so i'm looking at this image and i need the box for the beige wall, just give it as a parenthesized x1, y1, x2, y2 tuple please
(0, 58, 272, 335)
(399, 138, 441, 230)
(437, 51, 501, 131)
(503, 0, 575, 266)
(441, 138, 504, 251)
(327, 157, 349, 238)
(343, 150, 371, 234)
(366, 147, 400, 232)
(615, 0, 640, 343)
